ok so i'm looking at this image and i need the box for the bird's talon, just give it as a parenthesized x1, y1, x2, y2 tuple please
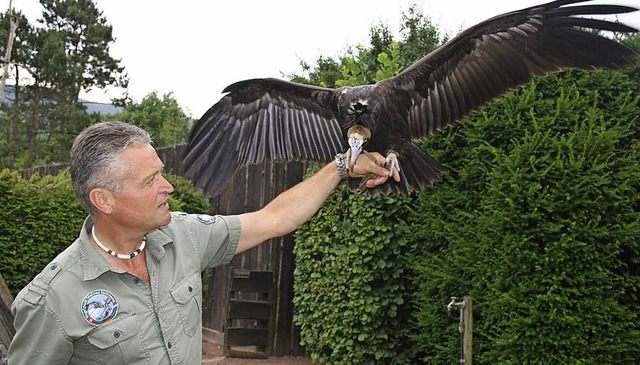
(385, 151, 400, 177)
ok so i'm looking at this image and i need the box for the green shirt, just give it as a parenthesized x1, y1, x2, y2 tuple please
(9, 212, 240, 364)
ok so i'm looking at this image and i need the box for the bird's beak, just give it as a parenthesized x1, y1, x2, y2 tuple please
(349, 146, 361, 169)
(347, 134, 367, 169)
(346, 125, 371, 169)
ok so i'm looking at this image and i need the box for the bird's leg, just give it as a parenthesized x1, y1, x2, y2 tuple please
(353, 150, 399, 194)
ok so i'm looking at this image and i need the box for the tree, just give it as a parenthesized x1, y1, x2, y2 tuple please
(104, 92, 192, 147)
(0, 0, 127, 169)
(287, 4, 443, 88)
(39, 0, 127, 96)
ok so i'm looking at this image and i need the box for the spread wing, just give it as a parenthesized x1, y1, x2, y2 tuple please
(389, 0, 639, 140)
(184, 78, 346, 198)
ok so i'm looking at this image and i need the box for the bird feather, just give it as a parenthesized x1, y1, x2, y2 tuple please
(184, 0, 639, 198)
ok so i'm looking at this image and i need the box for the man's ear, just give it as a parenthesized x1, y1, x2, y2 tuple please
(89, 188, 114, 215)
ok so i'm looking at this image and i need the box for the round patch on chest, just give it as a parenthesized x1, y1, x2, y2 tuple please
(81, 289, 119, 325)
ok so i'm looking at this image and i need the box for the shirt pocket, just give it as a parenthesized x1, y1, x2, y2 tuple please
(83, 313, 150, 365)
(169, 271, 202, 337)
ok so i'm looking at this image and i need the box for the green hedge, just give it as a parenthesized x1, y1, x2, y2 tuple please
(0, 169, 86, 296)
(409, 70, 640, 364)
(293, 69, 640, 364)
(293, 184, 416, 364)
(0, 169, 211, 296)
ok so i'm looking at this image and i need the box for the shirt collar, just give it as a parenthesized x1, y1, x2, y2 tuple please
(79, 216, 174, 281)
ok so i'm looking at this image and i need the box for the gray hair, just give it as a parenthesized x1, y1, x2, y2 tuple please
(70, 121, 152, 216)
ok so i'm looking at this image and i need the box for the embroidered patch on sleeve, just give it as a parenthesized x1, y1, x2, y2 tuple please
(193, 214, 217, 224)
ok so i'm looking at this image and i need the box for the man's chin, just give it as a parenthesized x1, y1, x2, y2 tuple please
(154, 210, 173, 228)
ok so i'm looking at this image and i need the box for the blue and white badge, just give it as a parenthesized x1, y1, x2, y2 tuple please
(194, 214, 216, 224)
(81, 289, 119, 325)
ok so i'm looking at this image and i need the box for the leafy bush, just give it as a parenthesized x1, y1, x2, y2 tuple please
(0, 169, 85, 296)
(293, 174, 417, 364)
(0, 169, 211, 296)
(408, 70, 640, 364)
(165, 171, 212, 213)
(293, 68, 639, 364)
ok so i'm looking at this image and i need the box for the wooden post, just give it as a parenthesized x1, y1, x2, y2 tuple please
(0, 0, 19, 100)
(0, 272, 15, 352)
(462, 296, 472, 365)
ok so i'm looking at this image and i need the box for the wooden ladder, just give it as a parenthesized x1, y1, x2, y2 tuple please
(224, 269, 274, 358)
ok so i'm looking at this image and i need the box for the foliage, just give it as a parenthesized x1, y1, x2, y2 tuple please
(407, 68, 640, 364)
(0, 168, 210, 296)
(335, 42, 402, 88)
(164, 171, 212, 213)
(39, 0, 128, 92)
(290, 5, 640, 362)
(0, 169, 85, 296)
(0, 0, 127, 169)
(292, 6, 444, 363)
(294, 175, 416, 364)
(288, 4, 443, 88)
(102, 92, 193, 147)
(395, 4, 445, 69)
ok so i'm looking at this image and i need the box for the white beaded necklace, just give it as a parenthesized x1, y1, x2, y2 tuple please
(91, 225, 146, 260)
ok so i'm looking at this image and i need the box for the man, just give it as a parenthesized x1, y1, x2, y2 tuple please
(8, 121, 398, 364)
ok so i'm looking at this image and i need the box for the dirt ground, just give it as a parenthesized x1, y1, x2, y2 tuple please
(201, 329, 313, 365)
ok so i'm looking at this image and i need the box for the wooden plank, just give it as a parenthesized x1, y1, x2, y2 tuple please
(274, 232, 298, 356)
(226, 348, 269, 359)
(463, 296, 473, 365)
(226, 328, 269, 347)
(204, 265, 229, 331)
(230, 167, 247, 215)
(230, 271, 273, 293)
(225, 269, 275, 358)
(0, 272, 15, 350)
(158, 144, 186, 176)
(228, 299, 271, 320)
(198, 159, 307, 356)
(275, 161, 306, 356)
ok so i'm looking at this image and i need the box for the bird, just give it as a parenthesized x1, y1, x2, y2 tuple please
(184, 0, 639, 198)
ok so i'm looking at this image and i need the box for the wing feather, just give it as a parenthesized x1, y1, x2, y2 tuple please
(186, 0, 638, 199)
(440, 76, 459, 126)
(184, 78, 346, 197)
(390, 0, 639, 140)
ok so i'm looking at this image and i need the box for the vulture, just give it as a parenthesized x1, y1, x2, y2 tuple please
(185, 0, 639, 198)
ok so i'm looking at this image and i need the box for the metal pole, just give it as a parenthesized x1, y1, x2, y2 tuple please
(448, 296, 473, 365)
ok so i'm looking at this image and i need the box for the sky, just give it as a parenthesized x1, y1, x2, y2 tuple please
(3, 0, 639, 118)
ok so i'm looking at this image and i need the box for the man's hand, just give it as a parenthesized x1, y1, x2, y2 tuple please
(349, 151, 401, 189)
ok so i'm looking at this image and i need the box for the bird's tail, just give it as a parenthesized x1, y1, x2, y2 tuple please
(349, 143, 447, 196)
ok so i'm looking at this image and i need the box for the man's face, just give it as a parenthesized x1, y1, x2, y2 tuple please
(110, 144, 175, 232)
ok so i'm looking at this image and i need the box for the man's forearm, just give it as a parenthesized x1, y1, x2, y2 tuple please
(235, 162, 341, 254)
(235, 152, 394, 254)
(265, 162, 341, 236)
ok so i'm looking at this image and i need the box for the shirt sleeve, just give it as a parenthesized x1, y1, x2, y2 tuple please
(9, 293, 73, 365)
(187, 214, 241, 271)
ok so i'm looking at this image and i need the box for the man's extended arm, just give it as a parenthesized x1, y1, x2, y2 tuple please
(235, 151, 397, 254)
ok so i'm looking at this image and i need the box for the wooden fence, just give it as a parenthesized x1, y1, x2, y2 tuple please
(202, 161, 309, 356)
(0, 273, 14, 365)
(19, 144, 308, 356)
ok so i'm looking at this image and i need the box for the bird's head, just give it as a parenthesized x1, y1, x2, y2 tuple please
(338, 85, 376, 118)
(346, 125, 371, 169)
